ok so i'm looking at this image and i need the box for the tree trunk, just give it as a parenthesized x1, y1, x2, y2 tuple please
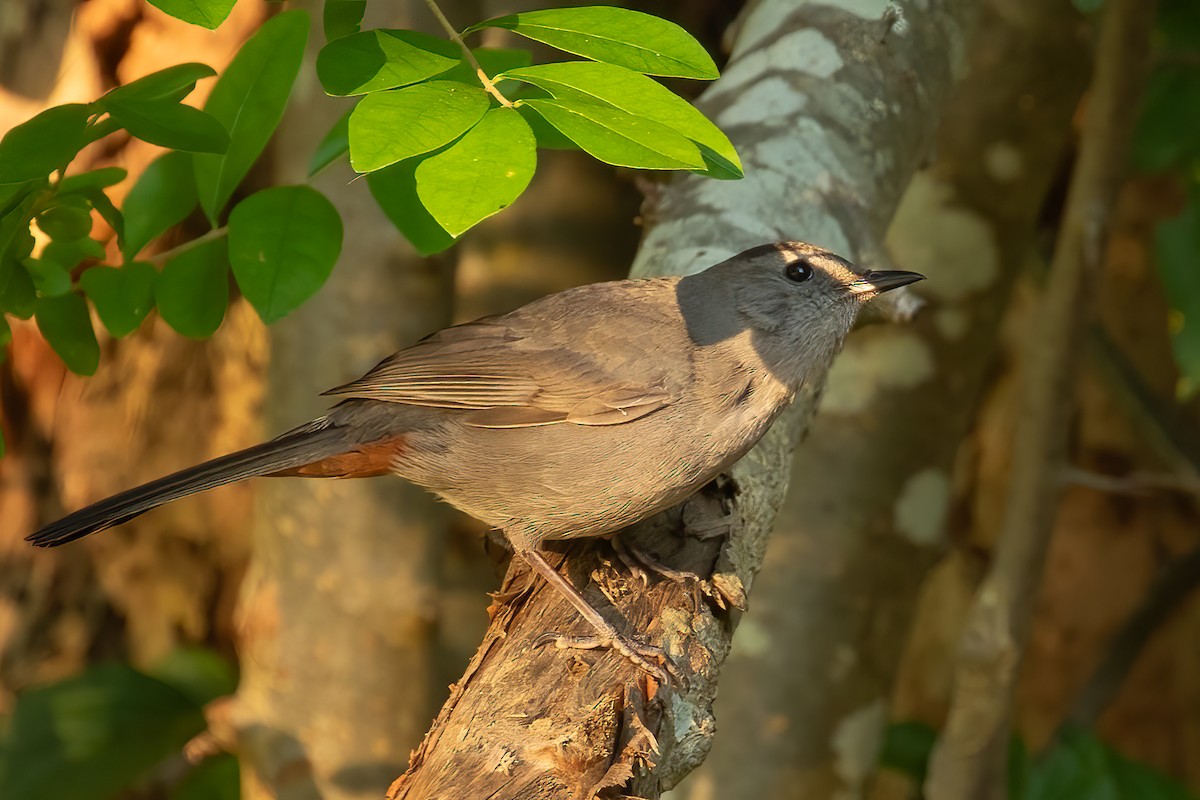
(681, 0, 1092, 796)
(228, 5, 460, 798)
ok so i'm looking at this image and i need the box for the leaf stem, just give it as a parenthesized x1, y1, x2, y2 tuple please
(423, 0, 512, 108)
(148, 225, 228, 264)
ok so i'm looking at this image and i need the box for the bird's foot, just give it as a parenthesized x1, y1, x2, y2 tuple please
(611, 536, 717, 610)
(534, 629, 684, 686)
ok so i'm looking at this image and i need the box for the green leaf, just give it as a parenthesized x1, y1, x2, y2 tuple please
(0, 315, 10, 348)
(72, 186, 125, 247)
(415, 107, 536, 236)
(505, 62, 741, 178)
(150, 647, 238, 707)
(323, 0, 367, 40)
(519, 96, 703, 170)
(170, 755, 240, 800)
(155, 238, 229, 338)
(194, 10, 309, 221)
(1025, 729, 1117, 800)
(349, 80, 490, 172)
(0, 206, 37, 318)
(41, 236, 105, 270)
(57, 167, 127, 193)
(1132, 68, 1200, 173)
(316, 29, 459, 96)
(469, 6, 719, 79)
(0, 257, 36, 318)
(25, 257, 73, 296)
(1108, 749, 1193, 799)
(368, 160, 456, 255)
(1155, 197, 1200, 399)
(228, 186, 342, 323)
(0, 104, 91, 183)
(123, 151, 199, 259)
(878, 721, 936, 782)
(0, 427, 5, 458)
(36, 205, 93, 241)
(147, 0, 237, 29)
(103, 98, 230, 153)
(0, 663, 205, 799)
(516, 103, 580, 150)
(80, 262, 157, 337)
(308, 109, 351, 177)
(101, 63, 216, 105)
(34, 292, 100, 375)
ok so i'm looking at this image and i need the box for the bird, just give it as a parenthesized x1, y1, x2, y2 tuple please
(27, 241, 923, 681)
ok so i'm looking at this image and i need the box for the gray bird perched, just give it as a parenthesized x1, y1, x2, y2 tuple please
(28, 241, 922, 680)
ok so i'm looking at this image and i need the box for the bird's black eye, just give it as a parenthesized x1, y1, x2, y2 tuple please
(785, 259, 814, 283)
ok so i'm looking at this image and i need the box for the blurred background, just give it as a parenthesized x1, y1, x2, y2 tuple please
(1, 0, 1198, 799)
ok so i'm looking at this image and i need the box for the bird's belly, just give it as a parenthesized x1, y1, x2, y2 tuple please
(395, 408, 755, 538)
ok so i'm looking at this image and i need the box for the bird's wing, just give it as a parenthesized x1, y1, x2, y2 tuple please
(322, 285, 688, 428)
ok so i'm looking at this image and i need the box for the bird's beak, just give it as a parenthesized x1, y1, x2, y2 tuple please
(848, 270, 926, 296)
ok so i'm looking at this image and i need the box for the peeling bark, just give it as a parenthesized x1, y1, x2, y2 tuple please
(389, 2, 973, 797)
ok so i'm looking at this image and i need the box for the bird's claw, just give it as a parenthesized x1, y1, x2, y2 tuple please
(534, 629, 684, 686)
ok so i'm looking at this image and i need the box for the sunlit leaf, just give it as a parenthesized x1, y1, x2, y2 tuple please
(227, 186, 342, 324)
(519, 96, 703, 170)
(147, 0, 237, 29)
(194, 10, 309, 221)
(155, 238, 228, 338)
(316, 29, 459, 95)
(504, 61, 741, 178)
(469, 6, 719, 79)
(415, 107, 536, 236)
(349, 80, 489, 172)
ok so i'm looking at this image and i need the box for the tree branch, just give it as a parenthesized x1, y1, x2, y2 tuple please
(387, 1, 975, 797)
(422, 0, 512, 108)
(924, 1, 1156, 797)
(1067, 546, 1200, 730)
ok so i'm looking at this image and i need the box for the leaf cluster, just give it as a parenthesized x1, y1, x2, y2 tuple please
(880, 722, 1197, 800)
(1132, 0, 1200, 399)
(0, 1, 742, 458)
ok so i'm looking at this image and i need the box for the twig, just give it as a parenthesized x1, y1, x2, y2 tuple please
(923, 1, 1156, 798)
(1067, 546, 1200, 731)
(147, 226, 227, 265)
(423, 0, 512, 108)
(1061, 466, 1200, 496)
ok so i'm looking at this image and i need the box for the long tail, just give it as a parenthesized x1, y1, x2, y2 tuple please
(27, 423, 352, 548)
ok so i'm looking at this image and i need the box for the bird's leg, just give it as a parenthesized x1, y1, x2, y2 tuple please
(515, 545, 682, 685)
